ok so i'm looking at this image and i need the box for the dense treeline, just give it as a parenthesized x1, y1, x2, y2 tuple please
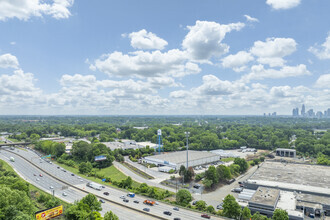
(1, 116, 330, 164)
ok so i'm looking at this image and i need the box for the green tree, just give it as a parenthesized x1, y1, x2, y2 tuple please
(80, 193, 102, 213)
(217, 165, 232, 181)
(179, 165, 186, 177)
(222, 194, 241, 219)
(206, 205, 215, 214)
(195, 200, 207, 211)
(104, 211, 119, 220)
(176, 189, 192, 206)
(241, 206, 252, 220)
(234, 158, 248, 173)
(272, 209, 289, 220)
(251, 212, 269, 220)
(205, 165, 218, 186)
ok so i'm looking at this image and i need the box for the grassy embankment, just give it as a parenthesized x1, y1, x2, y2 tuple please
(0, 159, 69, 219)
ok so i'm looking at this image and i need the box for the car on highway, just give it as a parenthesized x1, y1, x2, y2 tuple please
(49, 186, 54, 189)
(33, 174, 36, 176)
(36, 178, 40, 181)
(173, 218, 181, 220)
(163, 211, 172, 216)
(133, 200, 139, 204)
(143, 208, 150, 212)
(71, 173, 75, 176)
(39, 174, 43, 177)
(173, 207, 179, 211)
(201, 214, 211, 219)
(120, 195, 125, 199)
(99, 199, 105, 203)
(57, 166, 60, 169)
(123, 199, 129, 203)
(103, 192, 109, 196)
(62, 192, 67, 196)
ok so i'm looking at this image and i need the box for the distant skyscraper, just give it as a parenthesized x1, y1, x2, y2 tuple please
(292, 107, 299, 117)
(301, 104, 305, 116)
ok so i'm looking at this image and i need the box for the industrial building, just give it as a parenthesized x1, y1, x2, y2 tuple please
(142, 150, 220, 170)
(276, 148, 296, 158)
(243, 161, 330, 218)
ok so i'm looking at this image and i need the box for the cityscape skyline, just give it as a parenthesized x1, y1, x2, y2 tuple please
(292, 104, 330, 118)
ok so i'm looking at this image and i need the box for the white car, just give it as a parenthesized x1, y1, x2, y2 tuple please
(49, 186, 54, 189)
(62, 192, 67, 196)
(120, 195, 125, 199)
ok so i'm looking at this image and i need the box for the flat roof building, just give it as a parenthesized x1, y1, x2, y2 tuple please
(143, 150, 220, 170)
(276, 148, 296, 158)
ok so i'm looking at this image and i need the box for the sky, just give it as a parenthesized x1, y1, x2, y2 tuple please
(0, 0, 330, 115)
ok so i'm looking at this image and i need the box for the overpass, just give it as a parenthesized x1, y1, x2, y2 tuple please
(0, 142, 31, 147)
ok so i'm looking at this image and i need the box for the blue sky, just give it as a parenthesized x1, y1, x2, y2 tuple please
(0, 0, 330, 115)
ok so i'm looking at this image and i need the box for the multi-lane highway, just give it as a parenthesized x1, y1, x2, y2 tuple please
(0, 146, 223, 220)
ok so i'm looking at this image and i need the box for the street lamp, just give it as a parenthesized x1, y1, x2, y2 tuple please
(184, 132, 190, 169)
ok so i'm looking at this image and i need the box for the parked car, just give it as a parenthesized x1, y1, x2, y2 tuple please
(231, 187, 243, 193)
(143, 208, 150, 212)
(216, 203, 223, 210)
(33, 174, 36, 176)
(193, 184, 201, 189)
(192, 200, 198, 205)
(62, 192, 67, 196)
(163, 211, 172, 216)
(99, 199, 105, 203)
(103, 192, 109, 196)
(201, 214, 211, 219)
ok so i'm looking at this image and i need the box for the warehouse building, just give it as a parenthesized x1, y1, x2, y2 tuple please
(142, 150, 220, 170)
(244, 161, 330, 217)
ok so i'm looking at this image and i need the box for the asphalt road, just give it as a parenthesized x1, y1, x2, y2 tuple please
(0, 147, 224, 220)
(0, 148, 154, 220)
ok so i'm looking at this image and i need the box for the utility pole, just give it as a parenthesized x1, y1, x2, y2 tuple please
(185, 132, 190, 169)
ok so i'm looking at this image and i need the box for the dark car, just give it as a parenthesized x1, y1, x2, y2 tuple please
(99, 199, 105, 203)
(123, 199, 129, 203)
(103, 192, 109, 196)
(216, 202, 223, 210)
(33, 174, 36, 176)
(201, 214, 211, 219)
(173, 218, 181, 220)
(57, 166, 60, 169)
(143, 208, 150, 212)
(193, 184, 200, 189)
(192, 200, 198, 205)
(163, 211, 172, 216)
(71, 173, 75, 176)
(173, 207, 179, 211)
(134, 200, 139, 204)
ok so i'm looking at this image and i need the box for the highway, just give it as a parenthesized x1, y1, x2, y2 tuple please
(0, 147, 223, 220)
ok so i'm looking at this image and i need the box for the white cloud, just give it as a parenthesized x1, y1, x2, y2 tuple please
(242, 64, 310, 81)
(10, 42, 16, 45)
(0, 0, 74, 21)
(250, 37, 297, 67)
(315, 74, 330, 88)
(0, 53, 19, 69)
(182, 20, 245, 61)
(222, 51, 254, 72)
(0, 69, 41, 100)
(309, 33, 330, 60)
(90, 49, 200, 78)
(244, 15, 259, 23)
(266, 0, 301, 10)
(126, 29, 168, 50)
